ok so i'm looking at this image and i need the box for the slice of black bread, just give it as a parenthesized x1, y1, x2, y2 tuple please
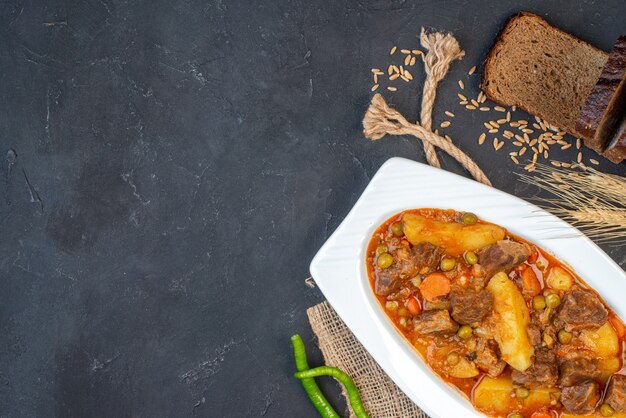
(482, 12, 608, 136)
(604, 116, 626, 163)
(576, 36, 626, 155)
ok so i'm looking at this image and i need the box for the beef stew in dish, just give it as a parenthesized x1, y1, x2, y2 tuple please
(366, 208, 626, 418)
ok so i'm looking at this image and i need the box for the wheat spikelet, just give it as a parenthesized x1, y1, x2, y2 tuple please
(517, 165, 626, 245)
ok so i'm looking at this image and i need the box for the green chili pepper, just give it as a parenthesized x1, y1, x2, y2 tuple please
(291, 335, 340, 418)
(295, 366, 370, 418)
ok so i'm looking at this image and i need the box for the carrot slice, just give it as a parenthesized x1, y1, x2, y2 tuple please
(420, 273, 451, 302)
(406, 297, 422, 315)
(521, 268, 541, 296)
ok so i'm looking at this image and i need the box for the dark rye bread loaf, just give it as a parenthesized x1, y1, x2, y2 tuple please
(482, 12, 608, 136)
(576, 36, 626, 155)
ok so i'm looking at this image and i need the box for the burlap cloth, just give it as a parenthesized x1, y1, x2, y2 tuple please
(307, 301, 428, 418)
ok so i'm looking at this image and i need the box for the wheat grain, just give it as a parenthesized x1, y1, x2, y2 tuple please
(371, 84, 379, 91)
(468, 66, 476, 75)
(390, 46, 397, 55)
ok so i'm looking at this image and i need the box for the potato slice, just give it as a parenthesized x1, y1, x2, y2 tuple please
(474, 375, 559, 415)
(598, 357, 621, 383)
(402, 213, 505, 256)
(545, 266, 574, 290)
(448, 357, 479, 378)
(473, 375, 517, 414)
(524, 387, 560, 409)
(579, 322, 619, 357)
(487, 272, 534, 371)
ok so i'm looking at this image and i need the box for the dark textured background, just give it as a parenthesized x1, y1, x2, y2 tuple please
(0, 0, 624, 417)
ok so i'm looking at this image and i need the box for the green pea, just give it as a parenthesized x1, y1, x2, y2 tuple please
(457, 325, 473, 339)
(508, 413, 523, 418)
(558, 329, 573, 344)
(375, 244, 388, 255)
(397, 308, 408, 317)
(600, 403, 615, 417)
(441, 257, 456, 271)
(377, 253, 393, 269)
(461, 212, 478, 225)
(515, 386, 530, 399)
(532, 295, 546, 310)
(465, 251, 478, 265)
(385, 301, 399, 311)
(390, 222, 404, 236)
(399, 317, 408, 328)
(446, 351, 460, 366)
(545, 293, 561, 308)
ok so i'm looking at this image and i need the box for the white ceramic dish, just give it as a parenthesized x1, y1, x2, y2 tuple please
(309, 157, 626, 418)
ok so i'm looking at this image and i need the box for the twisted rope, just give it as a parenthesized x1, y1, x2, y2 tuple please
(419, 28, 465, 168)
(363, 94, 492, 186)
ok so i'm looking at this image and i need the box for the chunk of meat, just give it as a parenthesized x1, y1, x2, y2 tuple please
(422, 297, 451, 311)
(475, 338, 506, 377)
(560, 381, 600, 414)
(478, 240, 529, 278)
(413, 309, 459, 336)
(511, 347, 558, 389)
(527, 321, 542, 346)
(559, 357, 601, 386)
(558, 288, 608, 331)
(605, 374, 626, 412)
(375, 243, 443, 295)
(449, 288, 493, 325)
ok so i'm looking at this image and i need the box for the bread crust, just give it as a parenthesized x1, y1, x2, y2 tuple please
(604, 119, 626, 163)
(481, 12, 608, 136)
(576, 36, 626, 153)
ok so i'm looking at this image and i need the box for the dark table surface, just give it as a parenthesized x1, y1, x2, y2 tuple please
(1, 0, 625, 417)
